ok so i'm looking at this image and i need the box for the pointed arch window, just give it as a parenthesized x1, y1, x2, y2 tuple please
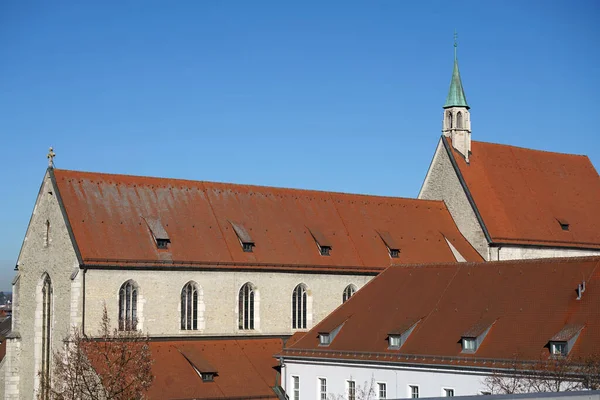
(292, 284, 308, 329)
(181, 282, 199, 330)
(446, 112, 453, 129)
(119, 280, 138, 331)
(41, 274, 52, 399)
(44, 220, 50, 247)
(238, 283, 255, 330)
(343, 284, 356, 303)
(456, 112, 463, 129)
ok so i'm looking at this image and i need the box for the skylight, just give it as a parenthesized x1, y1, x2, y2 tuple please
(144, 217, 171, 250)
(377, 230, 400, 259)
(556, 218, 570, 231)
(308, 227, 332, 257)
(318, 322, 345, 347)
(388, 319, 420, 350)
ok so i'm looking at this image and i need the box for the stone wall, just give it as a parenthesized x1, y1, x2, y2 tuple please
(8, 171, 81, 399)
(83, 268, 373, 337)
(419, 139, 488, 258)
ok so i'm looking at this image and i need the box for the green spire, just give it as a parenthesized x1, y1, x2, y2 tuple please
(443, 32, 469, 109)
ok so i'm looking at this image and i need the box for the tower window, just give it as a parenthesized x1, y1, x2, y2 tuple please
(456, 111, 463, 129)
(447, 112, 453, 129)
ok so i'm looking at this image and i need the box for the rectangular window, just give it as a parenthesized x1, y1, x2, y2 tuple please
(378, 382, 387, 399)
(410, 385, 419, 398)
(292, 376, 299, 400)
(551, 342, 567, 356)
(319, 378, 327, 400)
(389, 335, 401, 348)
(462, 337, 476, 352)
(348, 380, 356, 400)
(444, 388, 454, 397)
(319, 245, 331, 256)
(319, 334, 330, 346)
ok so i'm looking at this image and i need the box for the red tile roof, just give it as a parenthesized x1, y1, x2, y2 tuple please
(52, 169, 483, 270)
(447, 138, 600, 249)
(146, 338, 282, 399)
(282, 257, 600, 367)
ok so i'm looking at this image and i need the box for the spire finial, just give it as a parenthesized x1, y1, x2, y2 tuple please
(454, 30, 458, 60)
(47, 147, 56, 168)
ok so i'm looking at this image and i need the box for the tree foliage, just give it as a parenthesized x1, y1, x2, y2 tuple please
(39, 305, 154, 400)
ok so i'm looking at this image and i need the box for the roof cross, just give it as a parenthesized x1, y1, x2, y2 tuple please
(47, 147, 56, 168)
(454, 30, 458, 59)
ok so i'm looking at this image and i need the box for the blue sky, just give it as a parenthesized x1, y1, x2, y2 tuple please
(1, 1, 599, 291)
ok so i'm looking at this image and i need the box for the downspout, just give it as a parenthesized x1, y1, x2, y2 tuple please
(279, 357, 286, 394)
(497, 247, 501, 261)
(82, 268, 87, 336)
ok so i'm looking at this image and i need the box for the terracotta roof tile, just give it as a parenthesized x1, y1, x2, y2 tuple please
(447, 138, 600, 249)
(282, 257, 600, 365)
(52, 169, 483, 269)
(146, 338, 282, 399)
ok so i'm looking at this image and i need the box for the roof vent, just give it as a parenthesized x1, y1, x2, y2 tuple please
(229, 221, 255, 252)
(143, 218, 170, 250)
(308, 227, 332, 256)
(377, 230, 400, 259)
(556, 218, 570, 231)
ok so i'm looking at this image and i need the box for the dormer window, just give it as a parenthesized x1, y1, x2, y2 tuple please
(144, 217, 171, 250)
(550, 342, 567, 356)
(388, 335, 401, 348)
(230, 221, 255, 253)
(556, 218, 569, 231)
(377, 230, 400, 259)
(318, 321, 345, 347)
(388, 319, 420, 350)
(308, 227, 332, 257)
(548, 324, 583, 357)
(461, 319, 496, 353)
(201, 373, 215, 382)
(156, 238, 170, 249)
(462, 337, 477, 352)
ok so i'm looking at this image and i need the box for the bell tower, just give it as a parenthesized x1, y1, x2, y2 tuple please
(442, 33, 471, 162)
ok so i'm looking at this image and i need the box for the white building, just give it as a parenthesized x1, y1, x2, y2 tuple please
(279, 256, 600, 399)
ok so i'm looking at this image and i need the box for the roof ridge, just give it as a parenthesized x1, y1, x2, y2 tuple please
(52, 168, 447, 205)
(390, 255, 600, 269)
(470, 140, 590, 158)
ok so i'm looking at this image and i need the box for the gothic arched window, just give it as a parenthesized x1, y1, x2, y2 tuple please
(238, 283, 255, 330)
(41, 274, 52, 399)
(292, 284, 308, 329)
(181, 281, 199, 330)
(343, 284, 357, 303)
(446, 112, 453, 129)
(457, 112, 463, 129)
(119, 280, 138, 331)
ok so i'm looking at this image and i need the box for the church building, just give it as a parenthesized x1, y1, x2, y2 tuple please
(3, 41, 599, 400)
(419, 43, 600, 260)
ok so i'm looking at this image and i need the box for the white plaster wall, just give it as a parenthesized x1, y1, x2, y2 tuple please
(284, 359, 489, 399)
(491, 246, 600, 261)
(83, 269, 373, 337)
(8, 172, 81, 399)
(419, 139, 488, 258)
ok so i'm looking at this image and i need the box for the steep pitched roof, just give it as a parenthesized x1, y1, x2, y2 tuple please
(446, 138, 600, 249)
(443, 57, 469, 109)
(281, 257, 600, 367)
(51, 169, 483, 271)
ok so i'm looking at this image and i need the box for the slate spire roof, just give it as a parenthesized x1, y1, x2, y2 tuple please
(443, 43, 469, 109)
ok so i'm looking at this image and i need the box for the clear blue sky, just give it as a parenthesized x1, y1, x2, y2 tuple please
(1, 1, 599, 291)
